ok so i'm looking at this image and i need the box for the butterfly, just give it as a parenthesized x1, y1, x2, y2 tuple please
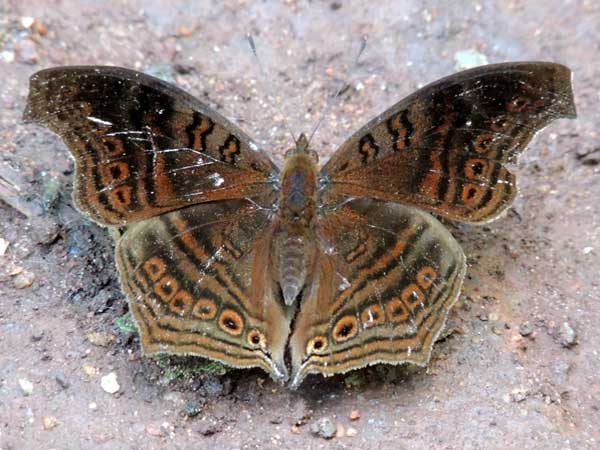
(23, 62, 576, 388)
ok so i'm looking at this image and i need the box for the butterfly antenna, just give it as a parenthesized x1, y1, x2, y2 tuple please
(246, 34, 296, 143)
(307, 36, 368, 145)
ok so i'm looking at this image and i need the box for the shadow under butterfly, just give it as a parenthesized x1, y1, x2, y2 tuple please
(22, 61, 576, 388)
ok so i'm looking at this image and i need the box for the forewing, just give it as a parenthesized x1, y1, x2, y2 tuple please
(289, 198, 466, 387)
(116, 198, 292, 381)
(23, 66, 278, 226)
(320, 62, 576, 223)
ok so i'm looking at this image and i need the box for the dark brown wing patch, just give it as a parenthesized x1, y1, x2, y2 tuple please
(23, 66, 279, 225)
(320, 62, 576, 223)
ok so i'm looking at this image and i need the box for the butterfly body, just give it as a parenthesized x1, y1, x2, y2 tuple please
(276, 133, 319, 305)
(23, 62, 576, 388)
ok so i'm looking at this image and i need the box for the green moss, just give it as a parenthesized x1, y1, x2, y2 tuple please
(152, 355, 229, 383)
(344, 371, 367, 388)
(115, 313, 137, 333)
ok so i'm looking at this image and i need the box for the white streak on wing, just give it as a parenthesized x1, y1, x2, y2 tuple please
(338, 276, 351, 291)
(168, 161, 215, 175)
(196, 247, 224, 284)
(98, 183, 116, 193)
(208, 172, 225, 187)
(105, 131, 146, 136)
(87, 116, 113, 126)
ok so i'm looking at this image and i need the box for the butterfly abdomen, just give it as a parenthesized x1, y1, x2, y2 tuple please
(278, 234, 312, 306)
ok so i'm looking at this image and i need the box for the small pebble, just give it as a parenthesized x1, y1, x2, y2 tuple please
(199, 375, 226, 398)
(559, 322, 578, 348)
(346, 427, 358, 437)
(0, 238, 9, 255)
(20, 16, 35, 28)
(31, 330, 44, 342)
(18, 378, 34, 396)
(454, 49, 489, 70)
(82, 364, 98, 378)
(478, 312, 489, 321)
(519, 322, 534, 337)
(55, 372, 69, 389)
(510, 388, 528, 403)
(0, 51, 14, 63)
(89, 402, 98, 410)
(173, 63, 194, 74)
(349, 409, 361, 421)
(184, 402, 203, 417)
(32, 19, 48, 35)
(146, 423, 163, 437)
(178, 25, 194, 37)
(100, 372, 120, 394)
(86, 332, 115, 347)
(14, 271, 35, 289)
(42, 416, 59, 431)
(310, 417, 336, 440)
(489, 313, 499, 321)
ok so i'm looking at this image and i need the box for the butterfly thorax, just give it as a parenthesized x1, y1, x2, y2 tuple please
(275, 134, 319, 306)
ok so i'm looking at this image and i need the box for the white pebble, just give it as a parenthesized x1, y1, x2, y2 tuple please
(100, 372, 120, 394)
(18, 378, 34, 396)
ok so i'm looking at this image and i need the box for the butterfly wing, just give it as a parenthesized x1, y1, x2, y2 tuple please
(320, 62, 576, 223)
(23, 66, 278, 226)
(289, 198, 466, 387)
(24, 66, 289, 379)
(116, 197, 292, 381)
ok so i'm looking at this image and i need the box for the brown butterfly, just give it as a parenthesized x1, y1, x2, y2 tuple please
(23, 62, 576, 388)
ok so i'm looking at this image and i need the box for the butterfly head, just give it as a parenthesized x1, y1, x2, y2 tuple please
(284, 133, 319, 162)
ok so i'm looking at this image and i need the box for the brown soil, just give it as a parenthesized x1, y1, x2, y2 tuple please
(1, 1, 598, 449)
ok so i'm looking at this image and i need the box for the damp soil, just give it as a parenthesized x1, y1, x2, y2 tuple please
(1, 1, 599, 449)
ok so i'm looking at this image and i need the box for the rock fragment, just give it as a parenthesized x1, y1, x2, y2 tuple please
(14, 271, 35, 288)
(18, 378, 34, 396)
(87, 332, 115, 347)
(310, 417, 336, 439)
(100, 372, 120, 394)
(55, 372, 69, 389)
(42, 416, 59, 430)
(559, 321, 578, 348)
(518, 322, 534, 337)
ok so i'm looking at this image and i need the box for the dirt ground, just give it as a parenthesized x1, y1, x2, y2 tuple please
(1, 1, 599, 449)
